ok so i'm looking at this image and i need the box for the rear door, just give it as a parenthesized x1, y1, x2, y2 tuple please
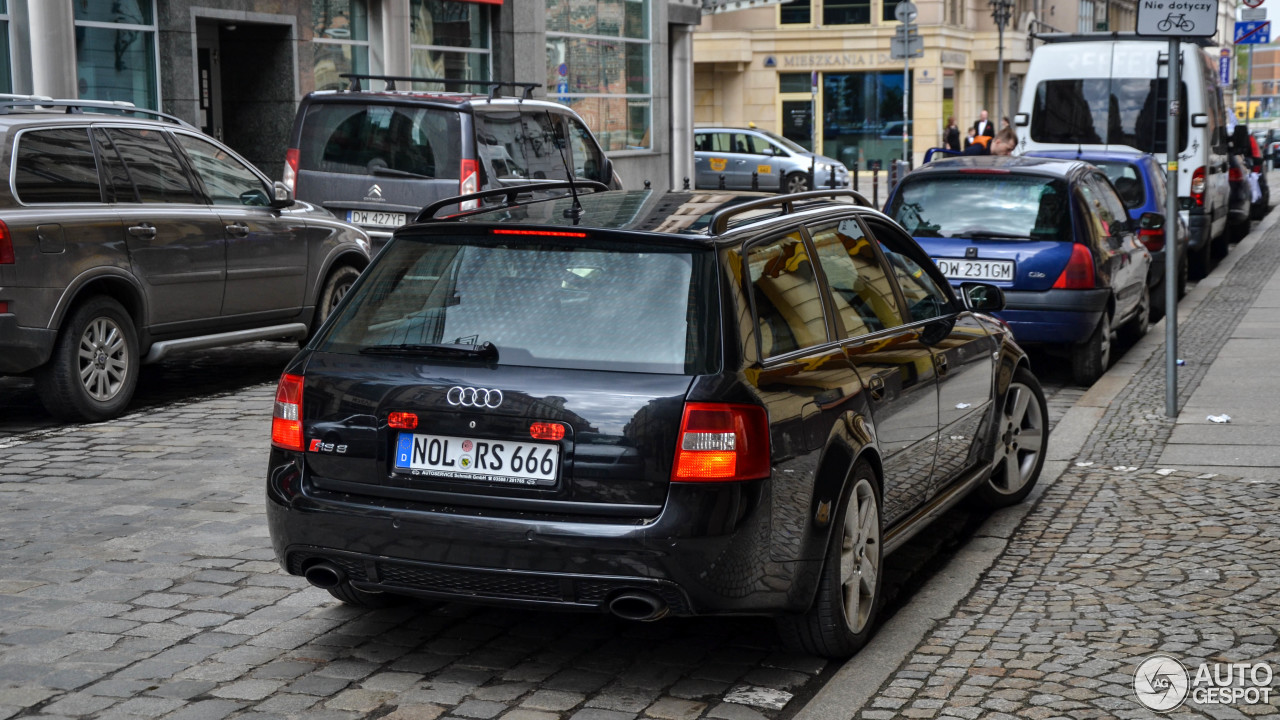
(695, 132, 732, 189)
(172, 132, 308, 319)
(95, 126, 227, 327)
(1079, 172, 1148, 319)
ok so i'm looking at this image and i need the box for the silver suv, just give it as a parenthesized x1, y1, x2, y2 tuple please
(694, 126, 849, 193)
(0, 98, 370, 422)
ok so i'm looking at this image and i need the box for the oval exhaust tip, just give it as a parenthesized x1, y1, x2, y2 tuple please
(303, 562, 344, 590)
(608, 592, 669, 622)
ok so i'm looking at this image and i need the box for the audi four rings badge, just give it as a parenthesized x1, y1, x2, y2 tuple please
(447, 386, 503, 408)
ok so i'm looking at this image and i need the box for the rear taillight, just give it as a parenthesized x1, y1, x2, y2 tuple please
(1190, 166, 1206, 206)
(271, 373, 305, 451)
(1052, 243, 1096, 289)
(671, 403, 770, 482)
(529, 422, 566, 441)
(459, 159, 479, 210)
(283, 148, 300, 193)
(1139, 213, 1165, 252)
(1229, 164, 1246, 183)
(388, 412, 418, 430)
(0, 220, 13, 264)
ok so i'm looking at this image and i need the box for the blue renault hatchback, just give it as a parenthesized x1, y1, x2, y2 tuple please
(1027, 150, 1188, 321)
(885, 155, 1151, 385)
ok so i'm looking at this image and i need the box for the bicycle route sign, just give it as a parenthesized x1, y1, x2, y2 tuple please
(1136, 0, 1219, 37)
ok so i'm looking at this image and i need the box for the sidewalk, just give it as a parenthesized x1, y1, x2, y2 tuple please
(798, 198, 1280, 719)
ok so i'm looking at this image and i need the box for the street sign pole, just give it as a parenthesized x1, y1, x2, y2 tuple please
(1165, 38, 1180, 418)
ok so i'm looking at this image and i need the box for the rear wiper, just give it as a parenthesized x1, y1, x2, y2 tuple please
(358, 341, 498, 361)
(950, 230, 1032, 240)
(370, 167, 434, 179)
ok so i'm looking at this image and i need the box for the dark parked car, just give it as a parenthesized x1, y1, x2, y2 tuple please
(885, 155, 1151, 385)
(1028, 150, 1189, 321)
(0, 98, 371, 422)
(285, 74, 621, 247)
(1227, 149, 1252, 244)
(266, 184, 1049, 659)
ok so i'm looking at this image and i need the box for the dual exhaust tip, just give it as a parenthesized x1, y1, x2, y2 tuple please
(303, 561, 669, 621)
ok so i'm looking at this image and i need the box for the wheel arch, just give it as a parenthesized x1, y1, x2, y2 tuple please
(312, 250, 369, 309)
(51, 270, 147, 337)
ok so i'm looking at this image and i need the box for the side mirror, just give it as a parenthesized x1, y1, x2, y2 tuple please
(1191, 113, 1209, 128)
(1139, 211, 1165, 231)
(960, 282, 1005, 313)
(271, 181, 293, 208)
(1014, 113, 1029, 127)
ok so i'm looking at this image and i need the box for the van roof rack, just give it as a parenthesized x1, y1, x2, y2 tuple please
(706, 190, 873, 236)
(416, 180, 611, 223)
(0, 98, 195, 128)
(338, 74, 541, 100)
(1033, 31, 1216, 47)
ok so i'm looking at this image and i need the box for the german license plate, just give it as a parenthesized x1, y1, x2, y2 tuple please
(394, 433, 559, 487)
(933, 258, 1015, 282)
(348, 210, 406, 228)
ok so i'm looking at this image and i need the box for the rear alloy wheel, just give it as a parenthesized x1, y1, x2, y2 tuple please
(783, 172, 810, 195)
(973, 367, 1048, 508)
(312, 265, 361, 336)
(1071, 311, 1111, 386)
(778, 460, 882, 658)
(35, 296, 139, 422)
(1119, 282, 1150, 345)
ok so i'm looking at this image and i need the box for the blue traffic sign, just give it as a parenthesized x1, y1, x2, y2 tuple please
(1235, 20, 1271, 44)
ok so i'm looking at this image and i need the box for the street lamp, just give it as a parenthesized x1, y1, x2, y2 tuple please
(990, 0, 1014, 126)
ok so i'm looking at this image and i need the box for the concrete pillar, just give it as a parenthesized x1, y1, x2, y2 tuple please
(382, 0, 411, 78)
(494, 2, 547, 92)
(670, 24, 694, 189)
(28, 0, 76, 99)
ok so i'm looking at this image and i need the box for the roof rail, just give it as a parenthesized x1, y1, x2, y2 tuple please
(706, 189, 873, 235)
(1032, 31, 1216, 47)
(338, 74, 542, 100)
(416, 180, 611, 223)
(0, 99, 195, 128)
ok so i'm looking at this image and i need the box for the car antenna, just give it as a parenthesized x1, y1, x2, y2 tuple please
(548, 110, 583, 222)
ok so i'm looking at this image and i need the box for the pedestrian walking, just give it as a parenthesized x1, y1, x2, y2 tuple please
(944, 116, 961, 151)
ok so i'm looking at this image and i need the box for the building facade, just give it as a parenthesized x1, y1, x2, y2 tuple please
(2, 0, 698, 188)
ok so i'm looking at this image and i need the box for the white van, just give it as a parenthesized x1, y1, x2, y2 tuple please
(1015, 34, 1230, 277)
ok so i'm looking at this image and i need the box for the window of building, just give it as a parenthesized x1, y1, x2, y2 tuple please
(546, 0, 652, 152)
(1078, 0, 1095, 33)
(882, 0, 898, 23)
(0, 1, 11, 94)
(824, 0, 871, 25)
(822, 71, 911, 171)
(313, 0, 369, 92)
(410, 0, 491, 90)
(74, 0, 159, 109)
(781, 0, 811, 24)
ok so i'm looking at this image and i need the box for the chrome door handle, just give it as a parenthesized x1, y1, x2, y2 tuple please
(225, 223, 250, 237)
(127, 224, 156, 238)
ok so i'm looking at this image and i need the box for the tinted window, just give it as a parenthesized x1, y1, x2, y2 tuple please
(1080, 175, 1128, 240)
(320, 238, 715, 375)
(810, 219, 903, 337)
(475, 111, 570, 183)
(1092, 160, 1145, 208)
(746, 232, 828, 357)
(870, 223, 952, 323)
(298, 103, 461, 179)
(1030, 79, 1188, 154)
(567, 118, 607, 183)
(174, 134, 269, 206)
(888, 174, 1072, 242)
(106, 128, 197, 204)
(13, 128, 102, 204)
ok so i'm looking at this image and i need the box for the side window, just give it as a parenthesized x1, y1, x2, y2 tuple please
(710, 133, 733, 152)
(13, 128, 102, 204)
(743, 134, 773, 155)
(746, 232, 828, 357)
(474, 111, 564, 183)
(566, 118, 606, 183)
(173, 134, 270, 207)
(105, 127, 197, 204)
(1080, 177, 1121, 241)
(868, 220, 952, 323)
(694, 132, 712, 152)
(730, 133, 752, 155)
(1074, 185, 1105, 245)
(1094, 174, 1131, 230)
(809, 219, 903, 338)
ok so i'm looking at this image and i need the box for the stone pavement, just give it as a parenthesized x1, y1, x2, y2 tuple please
(828, 213, 1280, 717)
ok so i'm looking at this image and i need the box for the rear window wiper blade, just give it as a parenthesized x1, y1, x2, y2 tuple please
(358, 341, 498, 361)
(949, 230, 1032, 240)
(370, 167, 435, 179)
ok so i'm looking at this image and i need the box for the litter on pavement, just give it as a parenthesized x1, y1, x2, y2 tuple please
(1207, 414, 1232, 423)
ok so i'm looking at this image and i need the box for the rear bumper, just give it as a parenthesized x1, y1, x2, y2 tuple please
(265, 452, 815, 616)
(0, 315, 55, 374)
(997, 288, 1109, 345)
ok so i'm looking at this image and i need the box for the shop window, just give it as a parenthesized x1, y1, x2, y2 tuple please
(546, 0, 651, 152)
(312, 0, 369, 91)
(74, 0, 158, 109)
(780, 73, 811, 94)
(410, 0, 491, 90)
(824, 0, 871, 25)
(821, 71, 911, 170)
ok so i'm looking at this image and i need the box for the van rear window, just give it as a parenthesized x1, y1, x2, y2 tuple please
(298, 103, 461, 179)
(1031, 79, 1188, 154)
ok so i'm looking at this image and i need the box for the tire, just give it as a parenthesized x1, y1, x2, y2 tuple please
(35, 296, 140, 423)
(312, 265, 361, 336)
(782, 172, 810, 195)
(972, 366, 1048, 509)
(327, 582, 404, 609)
(1119, 282, 1150, 345)
(1190, 238, 1214, 280)
(1071, 310, 1111, 386)
(777, 459, 882, 659)
(1150, 277, 1166, 324)
(1177, 254, 1189, 300)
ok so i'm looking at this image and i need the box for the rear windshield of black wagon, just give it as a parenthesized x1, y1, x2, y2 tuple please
(319, 235, 720, 375)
